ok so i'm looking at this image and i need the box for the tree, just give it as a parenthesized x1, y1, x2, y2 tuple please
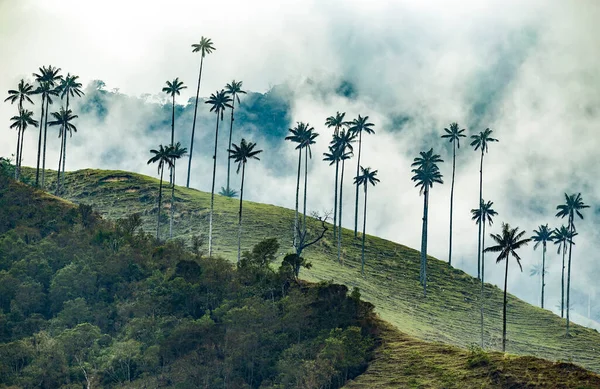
(348, 115, 375, 238)
(5, 79, 35, 180)
(33, 66, 62, 187)
(205, 89, 233, 256)
(47, 108, 78, 195)
(168, 142, 188, 239)
(556, 193, 589, 335)
(221, 80, 247, 197)
(471, 199, 497, 347)
(553, 225, 576, 318)
(162, 78, 187, 147)
(441, 122, 466, 266)
(147, 145, 174, 241)
(531, 224, 554, 309)
(411, 148, 443, 297)
(324, 112, 348, 236)
(484, 223, 530, 352)
(285, 122, 310, 248)
(354, 166, 380, 275)
(228, 138, 263, 262)
(300, 126, 319, 235)
(57, 74, 84, 187)
(9, 109, 38, 180)
(187, 36, 216, 188)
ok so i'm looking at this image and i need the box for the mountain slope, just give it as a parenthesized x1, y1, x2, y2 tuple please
(24, 167, 600, 374)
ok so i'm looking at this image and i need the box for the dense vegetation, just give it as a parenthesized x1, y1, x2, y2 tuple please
(0, 174, 377, 388)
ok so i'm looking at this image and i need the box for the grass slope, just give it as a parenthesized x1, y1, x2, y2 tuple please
(25, 168, 600, 374)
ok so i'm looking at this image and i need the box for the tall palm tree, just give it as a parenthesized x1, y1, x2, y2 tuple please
(531, 224, 554, 309)
(205, 89, 233, 257)
(471, 199, 497, 348)
(484, 223, 530, 352)
(300, 126, 319, 234)
(529, 263, 548, 308)
(324, 112, 348, 236)
(57, 74, 84, 186)
(348, 115, 375, 238)
(553, 225, 576, 318)
(5, 80, 35, 179)
(331, 129, 355, 264)
(162, 78, 187, 147)
(168, 143, 188, 239)
(411, 148, 444, 297)
(48, 108, 78, 195)
(187, 36, 216, 188)
(33, 66, 62, 187)
(470, 128, 498, 280)
(9, 109, 39, 179)
(221, 80, 247, 197)
(556, 193, 589, 335)
(441, 122, 466, 266)
(323, 145, 340, 238)
(285, 122, 310, 248)
(147, 145, 173, 241)
(228, 138, 263, 262)
(354, 166, 380, 275)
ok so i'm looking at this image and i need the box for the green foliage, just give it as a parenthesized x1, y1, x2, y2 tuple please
(466, 343, 490, 368)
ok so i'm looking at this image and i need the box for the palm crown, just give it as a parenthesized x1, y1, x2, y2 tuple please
(285, 122, 311, 149)
(348, 114, 375, 136)
(229, 138, 263, 173)
(325, 111, 348, 135)
(192, 36, 216, 57)
(354, 166, 380, 188)
(531, 224, 554, 250)
(331, 128, 356, 154)
(225, 80, 246, 104)
(323, 144, 351, 166)
(48, 108, 78, 137)
(411, 148, 444, 194)
(553, 225, 577, 255)
(5, 79, 35, 107)
(484, 223, 531, 271)
(33, 65, 62, 87)
(470, 128, 498, 153)
(471, 199, 498, 226)
(162, 78, 187, 97)
(147, 145, 174, 173)
(168, 142, 188, 161)
(441, 122, 466, 148)
(206, 89, 233, 120)
(556, 193, 589, 231)
(10, 109, 39, 132)
(59, 74, 84, 101)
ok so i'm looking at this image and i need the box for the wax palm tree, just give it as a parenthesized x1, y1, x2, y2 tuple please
(471, 199, 497, 348)
(300, 126, 319, 234)
(484, 223, 530, 352)
(221, 80, 247, 197)
(57, 74, 84, 186)
(349, 115, 375, 238)
(529, 263, 548, 308)
(228, 138, 263, 262)
(168, 143, 188, 239)
(411, 148, 444, 297)
(354, 166, 380, 275)
(162, 78, 187, 147)
(441, 122, 466, 266)
(553, 225, 576, 318)
(470, 128, 498, 279)
(147, 145, 173, 241)
(9, 109, 38, 179)
(5, 80, 35, 179)
(285, 122, 310, 248)
(187, 36, 216, 188)
(205, 89, 233, 256)
(531, 224, 554, 309)
(324, 112, 348, 235)
(556, 193, 589, 335)
(48, 108, 78, 195)
(331, 129, 355, 264)
(323, 145, 340, 237)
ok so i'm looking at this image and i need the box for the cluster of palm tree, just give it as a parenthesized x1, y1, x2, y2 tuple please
(4, 66, 83, 193)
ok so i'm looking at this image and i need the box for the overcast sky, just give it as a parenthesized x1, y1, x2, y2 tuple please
(1, 0, 599, 327)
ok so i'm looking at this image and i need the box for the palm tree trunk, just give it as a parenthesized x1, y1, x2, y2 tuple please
(542, 242, 546, 309)
(503, 256, 509, 352)
(420, 187, 429, 297)
(169, 95, 175, 185)
(303, 147, 308, 235)
(293, 149, 301, 248)
(18, 130, 25, 177)
(566, 218, 574, 336)
(56, 129, 63, 195)
(226, 99, 236, 192)
(15, 130, 21, 180)
(561, 247, 566, 318)
(333, 159, 339, 238)
(448, 141, 456, 265)
(361, 184, 367, 275)
(157, 167, 164, 240)
(354, 131, 362, 238)
(187, 56, 204, 188)
(35, 94, 46, 187)
(61, 96, 70, 189)
(237, 163, 245, 263)
(208, 114, 220, 257)
(338, 160, 345, 264)
(170, 161, 176, 239)
(477, 151, 484, 280)
(41, 100, 50, 188)
(480, 222, 486, 348)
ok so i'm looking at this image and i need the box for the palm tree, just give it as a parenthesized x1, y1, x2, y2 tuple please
(285, 122, 310, 248)
(553, 225, 576, 318)
(411, 148, 444, 297)
(187, 36, 216, 188)
(331, 129, 355, 264)
(147, 145, 173, 241)
(470, 128, 498, 280)
(205, 89, 233, 257)
(168, 143, 188, 239)
(441, 122, 466, 266)
(354, 166, 380, 275)
(471, 199, 497, 348)
(57, 74, 84, 186)
(48, 108, 78, 195)
(529, 263, 548, 307)
(228, 138, 263, 262)
(221, 80, 247, 197)
(348, 115, 375, 238)
(531, 224, 554, 309)
(484, 223, 530, 352)
(556, 193, 589, 335)
(300, 126, 319, 234)
(33, 66, 62, 187)
(325, 112, 348, 236)
(9, 109, 39, 179)
(5, 80, 35, 179)
(162, 78, 187, 147)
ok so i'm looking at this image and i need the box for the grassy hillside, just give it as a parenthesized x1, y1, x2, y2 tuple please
(24, 168, 600, 374)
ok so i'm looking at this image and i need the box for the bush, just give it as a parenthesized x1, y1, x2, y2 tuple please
(467, 344, 490, 368)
